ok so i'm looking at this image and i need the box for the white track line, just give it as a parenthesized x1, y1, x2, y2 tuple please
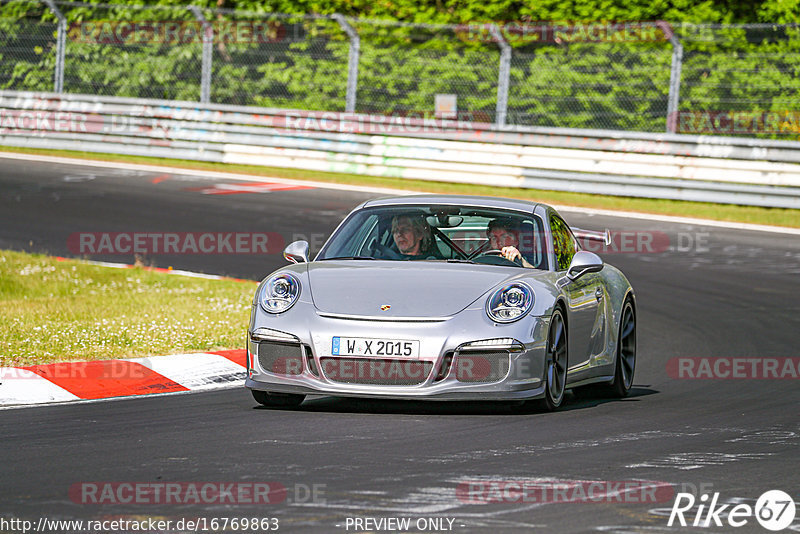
(2, 151, 798, 235)
(552, 204, 800, 235)
(71, 258, 256, 282)
(0, 385, 242, 411)
(0, 151, 414, 196)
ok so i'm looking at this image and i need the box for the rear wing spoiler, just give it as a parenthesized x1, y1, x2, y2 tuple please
(572, 227, 612, 246)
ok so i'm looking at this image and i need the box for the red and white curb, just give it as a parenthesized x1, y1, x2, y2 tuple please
(0, 349, 246, 407)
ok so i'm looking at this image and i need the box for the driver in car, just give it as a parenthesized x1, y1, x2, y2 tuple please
(487, 218, 535, 268)
(391, 214, 436, 258)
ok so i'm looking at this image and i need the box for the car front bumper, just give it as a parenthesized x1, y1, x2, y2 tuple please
(245, 304, 551, 402)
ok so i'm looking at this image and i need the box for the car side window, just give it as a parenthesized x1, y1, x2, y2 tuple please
(355, 217, 381, 256)
(550, 215, 578, 271)
(331, 214, 379, 257)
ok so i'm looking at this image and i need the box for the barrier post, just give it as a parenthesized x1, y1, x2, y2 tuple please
(189, 6, 213, 104)
(659, 21, 683, 133)
(489, 25, 511, 128)
(333, 14, 359, 113)
(43, 0, 66, 93)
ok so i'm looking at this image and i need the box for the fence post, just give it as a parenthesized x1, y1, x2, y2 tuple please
(189, 6, 213, 104)
(43, 0, 66, 93)
(659, 21, 683, 133)
(489, 25, 511, 128)
(333, 14, 359, 113)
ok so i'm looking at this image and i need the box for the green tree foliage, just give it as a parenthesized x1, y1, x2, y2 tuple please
(1, 0, 798, 136)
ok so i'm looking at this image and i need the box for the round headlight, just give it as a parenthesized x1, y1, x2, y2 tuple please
(502, 287, 526, 307)
(260, 273, 301, 314)
(486, 282, 534, 323)
(273, 278, 291, 297)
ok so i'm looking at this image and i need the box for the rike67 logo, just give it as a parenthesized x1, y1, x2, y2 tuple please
(668, 490, 796, 531)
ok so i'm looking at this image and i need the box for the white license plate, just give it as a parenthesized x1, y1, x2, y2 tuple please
(331, 337, 420, 358)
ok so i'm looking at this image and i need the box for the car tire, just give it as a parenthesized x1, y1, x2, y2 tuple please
(251, 390, 306, 407)
(541, 308, 568, 411)
(606, 298, 636, 398)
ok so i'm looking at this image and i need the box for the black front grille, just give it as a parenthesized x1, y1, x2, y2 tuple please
(453, 351, 511, 383)
(320, 357, 433, 386)
(257, 342, 304, 376)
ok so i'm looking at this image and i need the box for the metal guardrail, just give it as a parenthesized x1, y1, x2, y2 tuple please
(1, 91, 799, 209)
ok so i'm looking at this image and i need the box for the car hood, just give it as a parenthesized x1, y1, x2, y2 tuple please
(307, 261, 519, 318)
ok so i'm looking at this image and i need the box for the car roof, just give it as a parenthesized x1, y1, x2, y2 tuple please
(362, 194, 543, 213)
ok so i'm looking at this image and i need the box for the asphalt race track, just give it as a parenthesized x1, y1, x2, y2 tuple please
(1, 155, 799, 533)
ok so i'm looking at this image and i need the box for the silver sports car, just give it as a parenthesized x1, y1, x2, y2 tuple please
(245, 195, 636, 410)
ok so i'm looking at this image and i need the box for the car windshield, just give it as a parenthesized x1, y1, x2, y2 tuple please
(317, 204, 548, 269)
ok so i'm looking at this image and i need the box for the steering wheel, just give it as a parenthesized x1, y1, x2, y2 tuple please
(475, 248, 523, 267)
(368, 239, 402, 260)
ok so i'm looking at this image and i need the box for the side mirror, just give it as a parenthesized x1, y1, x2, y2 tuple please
(283, 240, 309, 264)
(566, 251, 604, 281)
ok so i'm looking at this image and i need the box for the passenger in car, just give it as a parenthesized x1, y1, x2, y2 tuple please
(487, 218, 535, 268)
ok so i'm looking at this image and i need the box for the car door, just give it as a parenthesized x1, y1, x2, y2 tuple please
(551, 214, 604, 375)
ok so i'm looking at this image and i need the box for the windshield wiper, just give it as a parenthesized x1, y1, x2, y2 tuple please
(321, 256, 377, 261)
(445, 258, 475, 264)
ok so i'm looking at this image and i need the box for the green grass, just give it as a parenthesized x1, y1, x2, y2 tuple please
(0, 249, 256, 367)
(2, 146, 799, 228)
